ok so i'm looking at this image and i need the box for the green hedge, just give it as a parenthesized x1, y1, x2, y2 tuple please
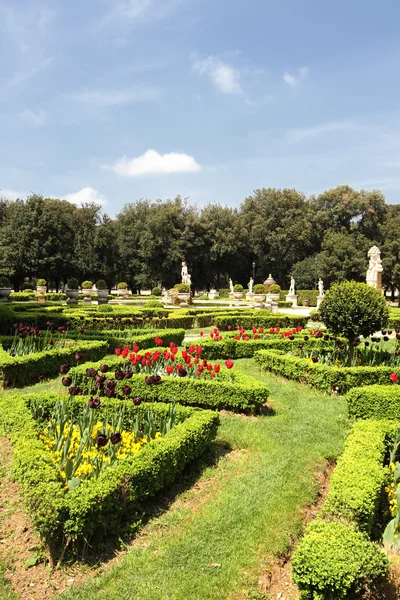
(10, 292, 36, 301)
(0, 304, 16, 334)
(0, 339, 108, 388)
(13, 310, 69, 329)
(213, 313, 308, 330)
(292, 520, 388, 599)
(0, 392, 219, 561)
(69, 362, 269, 412)
(191, 337, 333, 360)
(346, 384, 400, 420)
(56, 329, 185, 352)
(254, 349, 400, 394)
(292, 420, 392, 599)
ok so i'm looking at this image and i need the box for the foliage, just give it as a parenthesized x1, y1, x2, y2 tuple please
(151, 286, 161, 296)
(291, 255, 319, 289)
(233, 283, 243, 292)
(97, 304, 113, 313)
(175, 283, 190, 293)
(117, 281, 128, 289)
(309, 310, 321, 321)
(0, 275, 11, 287)
(143, 300, 163, 308)
(67, 278, 79, 290)
(37, 279, 47, 286)
(22, 281, 34, 290)
(268, 283, 281, 294)
(96, 279, 107, 289)
(292, 520, 388, 600)
(319, 281, 389, 345)
(253, 284, 265, 294)
(213, 314, 308, 330)
(254, 348, 400, 394)
(219, 288, 230, 298)
(346, 384, 400, 420)
(81, 280, 93, 289)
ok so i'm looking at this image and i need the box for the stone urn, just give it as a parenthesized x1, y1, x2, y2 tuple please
(36, 285, 46, 295)
(118, 288, 129, 299)
(82, 286, 93, 305)
(97, 289, 109, 304)
(267, 293, 280, 302)
(208, 289, 217, 300)
(263, 274, 276, 291)
(66, 289, 79, 305)
(177, 292, 190, 303)
(233, 292, 243, 300)
(253, 293, 265, 302)
(0, 287, 12, 302)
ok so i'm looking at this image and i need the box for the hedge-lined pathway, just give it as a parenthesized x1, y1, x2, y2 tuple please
(57, 359, 349, 600)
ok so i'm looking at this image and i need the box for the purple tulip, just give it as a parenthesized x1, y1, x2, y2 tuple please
(312, 357, 318, 363)
(68, 386, 81, 396)
(122, 385, 132, 396)
(303, 336, 309, 341)
(99, 364, 109, 373)
(88, 397, 101, 408)
(86, 367, 97, 377)
(75, 352, 83, 362)
(115, 370, 124, 380)
(133, 396, 142, 406)
(62, 376, 72, 386)
(123, 370, 133, 379)
(96, 374, 106, 384)
(106, 379, 117, 390)
(96, 433, 108, 447)
(110, 432, 122, 445)
(59, 364, 70, 374)
(177, 368, 187, 377)
(105, 388, 116, 398)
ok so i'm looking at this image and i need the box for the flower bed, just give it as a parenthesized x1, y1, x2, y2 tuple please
(254, 348, 400, 394)
(292, 419, 392, 599)
(346, 383, 400, 420)
(0, 339, 108, 388)
(55, 328, 185, 353)
(0, 391, 219, 562)
(212, 313, 308, 331)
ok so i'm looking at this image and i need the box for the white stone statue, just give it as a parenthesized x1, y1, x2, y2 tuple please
(366, 246, 383, 290)
(181, 261, 189, 285)
(229, 278, 234, 293)
(187, 273, 192, 288)
(289, 277, 295, 296)
(248, 277, 254, 294)
(318, 278, 324, 297)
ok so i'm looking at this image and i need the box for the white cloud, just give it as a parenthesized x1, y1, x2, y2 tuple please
(21, 109, 46, 126)
(71, 86, 159, 106)
(283, 66, 309, 86)
(286, 121, 357, 143)
(0, 188, 26, 201)
(192, 56, 242, 94)
(62, 187, 107, 206)
(107, 149, 202, 177)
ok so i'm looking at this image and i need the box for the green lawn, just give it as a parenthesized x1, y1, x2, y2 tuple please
(53, 359, 348, 600)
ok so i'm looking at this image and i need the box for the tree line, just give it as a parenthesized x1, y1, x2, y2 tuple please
(0, 186, 399, 294)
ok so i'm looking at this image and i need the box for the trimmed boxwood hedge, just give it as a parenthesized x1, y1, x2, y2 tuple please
(213, 314, 308, 330)
(56, 328, 185, 353)
(0, 392, 219, 562)
(254, 349, 400, 394)
(0, 339, 108, 388)
(191, 337, 334, 360)
(346, 384, 400, 420)
(69, 364, 269, 412)
(292, 420, 392, 599)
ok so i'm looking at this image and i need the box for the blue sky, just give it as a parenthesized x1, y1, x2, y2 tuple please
(1, 0, 400, 215)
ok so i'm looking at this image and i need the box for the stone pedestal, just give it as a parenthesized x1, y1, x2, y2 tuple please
(229, 292, 235, 299)
(316, 295, 324, 309)
(38, 295, 46, 304)
(246, 292, 254, 300)
(286, 294, 298, 307)
(270, 301, 279, 313)
(208, 289, 217, 300)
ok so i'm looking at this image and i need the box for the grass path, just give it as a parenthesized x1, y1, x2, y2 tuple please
(57, 359, 349, 600)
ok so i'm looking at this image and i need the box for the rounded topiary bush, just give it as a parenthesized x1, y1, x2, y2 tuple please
(319, 281, 389, 346)
(98, 304, 113, 313)
(81, 280, 93, 289)
(268, 284, 281, 294)
(0, 276, 11, 288)
(37, 278, 47, 286)
(144, 300, 163, 308)
(175, 283, 190, 293)
(117, 282, 128, 290)
(152, 286, 161, 296)
(96, 280, 107, 289)
(22, 282, 34, 290)
(67, 278, 79, 290)
(253, 284, 265, 294)
(234, 284, 243, 293)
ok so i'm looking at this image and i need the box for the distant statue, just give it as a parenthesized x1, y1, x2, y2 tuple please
(318, 278, 324, 297)
(181, 261, 189, 285)
(187, 273, 192, 288)
(366, 246, 383, 290)
(229, 278, 234, 293)
(248, 277, 254, 294)
(289, 277, 295, 295)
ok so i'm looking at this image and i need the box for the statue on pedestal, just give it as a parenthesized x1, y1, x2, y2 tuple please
(318, 278, 324, 297)
(181, 261, 189, 285)
(289, 277, 295, 296)
(248, 277, 254, 294)
(229, 278, 234, 293)
(366, 246, 383, 290)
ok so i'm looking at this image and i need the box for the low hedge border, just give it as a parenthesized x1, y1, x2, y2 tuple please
(254, 349, 400, 394)
(69, 362, 269, 412)
(213, 314, 308, 331)
(54, 328, 185, 353)
(346, 384, 400, 420)
(190, 337, 334, 360)
(0, 392, 219, 562)
(0, 339, 109, 388)
(292, 420, 393, 599)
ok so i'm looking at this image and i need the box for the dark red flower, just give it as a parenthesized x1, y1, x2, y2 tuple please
(225, 359, 234, 369)
(68, 386, 82, 395)
(62, 376, 72, 386)
(115, 370, 124, 380)
(312, 357, 318, 363)
(59, 364, 70, 374)
(122, 385, 132, 395)
(99, 364, 109, 373)
(178, 368, 187, 377)
(133, 396, 142, 405)
(75, 352, 83, 362)
(96, 433, 108, 447)
(96, 374, 106, 384)
(38, 375, 45, 381)
(105, 388, 116, 398)
(86, 368, 97, 377)
(390, 373, 399, 383)
(110, 432, 122, 445)
(115, 348, 121, 356)
(123, 370, 133, 379)
(88, 397, 101, 408)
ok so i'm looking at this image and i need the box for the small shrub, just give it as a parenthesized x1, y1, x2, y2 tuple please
(234, 284, 243, 293)
(36, 279, 47, 286)
(98, 304, 113, 313)
(253, 284, 265, 294)
(22, 282, 34, 291)
(81, 281, 93, 289)
(175, 283, 190, 293)
(268, 284, 281, 294)
(219, 288, 230, 298)
(67, 278, 79, 290)
(152, 286, 161, 296)
(144, 300, 163, 308)
(0, 276, 11, 288)
(96, 280, 107, 289)
(309, 310, 321, 322)
(117, 282, 128, 289)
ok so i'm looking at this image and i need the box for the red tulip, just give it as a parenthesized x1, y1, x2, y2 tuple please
(115, 348, 121, 356)
(214, 364, 220, 373)
(189, 345, 195, 353)
(390, 373, 399, 383)
(133, 345, 140, 353)
(200, 331, 204, 336)
(210, 372, 215, 378)
(166, 366, 173, 374)
(227, 325, 232, 331)
(225, 359, 234, 369)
